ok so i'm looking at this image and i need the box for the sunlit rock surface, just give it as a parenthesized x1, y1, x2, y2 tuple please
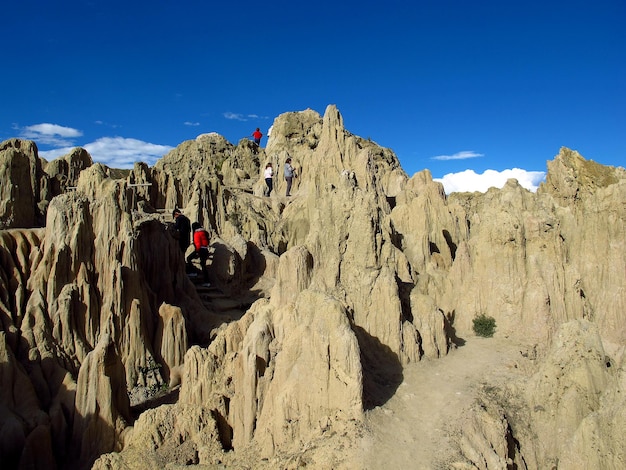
(0, 105, 624, 469)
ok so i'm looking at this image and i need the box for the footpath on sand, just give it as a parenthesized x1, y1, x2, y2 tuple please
(362, 336, 531, 469)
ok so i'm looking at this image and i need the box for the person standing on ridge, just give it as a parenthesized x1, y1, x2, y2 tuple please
(172, 208, 191, 255)
(264, 162, 274, 196)
(252, 128, 263, 149)
(186, 222, 211, 287)
(284, 158, 296, 197)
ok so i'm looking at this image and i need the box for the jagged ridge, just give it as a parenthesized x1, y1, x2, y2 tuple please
(0, 105, 624, 469)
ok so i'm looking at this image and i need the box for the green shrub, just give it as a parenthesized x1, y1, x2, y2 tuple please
(227, 211, 243, 232)
(473, 314, 496, 337)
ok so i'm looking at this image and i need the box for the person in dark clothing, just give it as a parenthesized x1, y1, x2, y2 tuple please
(186, 222, 211, 287)
(172, 208, 191, 254)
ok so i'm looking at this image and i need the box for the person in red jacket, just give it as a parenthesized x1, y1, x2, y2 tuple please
(252, 128, 263, 151)
(186, 222, 211, 287)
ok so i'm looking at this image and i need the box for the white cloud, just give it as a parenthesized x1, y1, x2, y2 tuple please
(40, 137, 173, 169)
(20, 123, 83, 146)
(38, 146, 78, 162)
(432, 150, 484, 161)
(84, 137, 173, 168)
(224, 112, 247, 121)
(23, 123, 82, 138)
(434, 168, 546, 194)
(223, 112, 270, 122)
(94, 120, 121, 129)
(184, 121, 200, 126)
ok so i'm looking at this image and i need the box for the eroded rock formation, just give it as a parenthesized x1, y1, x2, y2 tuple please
(0, 105, 624, 469)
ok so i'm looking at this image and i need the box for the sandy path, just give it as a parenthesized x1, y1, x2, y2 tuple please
(361, 336, 527, 469)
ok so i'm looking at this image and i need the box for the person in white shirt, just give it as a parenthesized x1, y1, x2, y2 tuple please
(264, 163, 274, 196)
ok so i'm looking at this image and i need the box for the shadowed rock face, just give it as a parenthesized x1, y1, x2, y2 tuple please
(0, 105, 625, 469)
(0, 139, 39, 228)
(0, 139, 93, 229)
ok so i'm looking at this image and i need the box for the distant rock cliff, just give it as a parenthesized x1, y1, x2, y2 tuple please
(0, 105, 624, 469)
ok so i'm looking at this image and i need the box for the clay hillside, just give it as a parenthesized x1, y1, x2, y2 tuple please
(0, 105, 624, 470)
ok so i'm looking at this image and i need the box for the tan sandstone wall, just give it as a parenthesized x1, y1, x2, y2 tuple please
(0, 105, 624, 469)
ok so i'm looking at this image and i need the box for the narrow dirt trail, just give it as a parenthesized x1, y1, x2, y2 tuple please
(361, 336, 530, 469)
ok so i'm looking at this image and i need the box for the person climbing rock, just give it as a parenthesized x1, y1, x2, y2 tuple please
(284, 158, 296, 196)
(172, 208, 191, 254)
(186, 222, 211, 287)
(252, 128, 263, 150)
(264, 162, 274, 196)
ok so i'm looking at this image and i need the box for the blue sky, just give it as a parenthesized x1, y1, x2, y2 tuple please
(2, 0, 624, 193)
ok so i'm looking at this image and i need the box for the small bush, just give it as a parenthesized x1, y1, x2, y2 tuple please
(473, 314, 496, 337)
(227, 211, 243, 232)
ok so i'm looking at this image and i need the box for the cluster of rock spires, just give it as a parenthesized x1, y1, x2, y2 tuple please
(0, 105, 624, 469)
